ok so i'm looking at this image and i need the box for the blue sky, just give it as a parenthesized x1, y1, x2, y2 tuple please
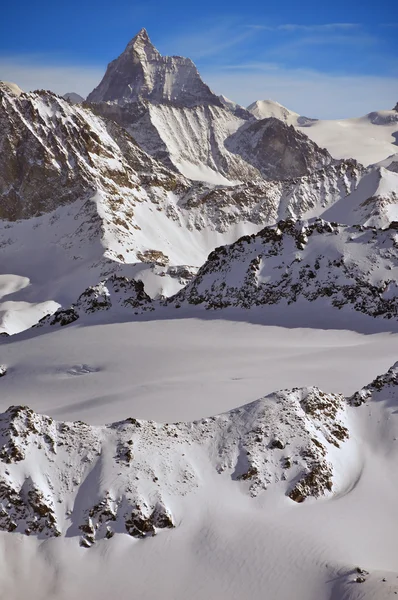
(0, 0, 397, 117)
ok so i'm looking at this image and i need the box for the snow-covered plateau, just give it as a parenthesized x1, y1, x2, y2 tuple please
(0, 26, 398, 600)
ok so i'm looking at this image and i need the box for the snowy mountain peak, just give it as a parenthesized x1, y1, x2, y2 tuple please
(87, 29, 221, 107)
(124, 27, 160, 59)
(394, 101, 398, 112)
(62, 92, 84, 104)
(247, 99, 299, 123)
(0, 81, 23, 97)
(247, 99, 317, 127)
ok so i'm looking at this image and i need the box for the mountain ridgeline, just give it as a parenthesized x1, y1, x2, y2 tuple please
(0, 28, 397, 334)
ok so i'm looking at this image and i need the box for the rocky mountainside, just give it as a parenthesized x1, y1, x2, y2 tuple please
(1, 78, 384, 331)
(87, 28, 221, 108)
(0, 379, 353, 544)
(248, 98, 398, 167)
(86, 30, 334, 184)
(0, 30, 397, 333)
(169, 218, 398, 319)
(0, 360, 396, 546)
(225, 116, 331, 180)
(0, 80, 182, 221)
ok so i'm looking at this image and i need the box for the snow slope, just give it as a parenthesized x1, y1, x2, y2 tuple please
(248, 99, 398, 166)
(301, 110, 398, 166)
(247, 99, 316, 126)
(62, 92, 84, 104)
(0, 322, 398, 599)
(171, 218, 398, 319)
(86, 32, 335, 185)
(0, 275, 59, 335)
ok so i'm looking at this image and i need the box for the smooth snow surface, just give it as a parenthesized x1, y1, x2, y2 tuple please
(1, 315, 398, 600)
(248, 99, 398, 165)
(0, 274, 59, 335)
(1, 315, 397, 423)
(247, 99, 302, 124)
(301, 112, 398, 166)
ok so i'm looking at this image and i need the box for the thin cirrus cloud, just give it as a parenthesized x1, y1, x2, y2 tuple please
(0, 20, 396, 119)
(158, 22, 256, 60)
(247, 23, 361, 32)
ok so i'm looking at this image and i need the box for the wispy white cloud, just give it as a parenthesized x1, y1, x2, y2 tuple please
(158, 21, 257, 59)
(0, 56, 104, 97)
(247, 23, 361, 32)
(222, 62, 281, 71)
(264, 32, 378, 59)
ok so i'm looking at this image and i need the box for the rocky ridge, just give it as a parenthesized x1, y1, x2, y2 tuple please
(168, 217, 398, 319)
(85, 30, 335, 184)
(37, 275, 154, 327)
(0, 381, 354, 545)
(1, 360, 397, 546)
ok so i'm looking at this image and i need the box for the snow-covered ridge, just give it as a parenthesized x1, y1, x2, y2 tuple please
(36, 275, 154, 327)
(0, 360, 396, 548)
(0, 381, 352, 545)
(248, 98, 398, 166)
(86, 31, 336, 185)
(247, 99, 316, 127)
(170, 217, 398, 319)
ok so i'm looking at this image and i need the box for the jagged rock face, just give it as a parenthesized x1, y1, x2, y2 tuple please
(0, 384, 351, 543)
(170, 218, 398, 319)
(225, 117, 332, 180)
(349, 362, 398, 406)
(90, 99, 260, 182)
(86, 30, 335, 184)
(394, 102, 398, 112)
(37, 275, 154, 327)
(0, 85, 184, 220)
(87, 29, 221, 108)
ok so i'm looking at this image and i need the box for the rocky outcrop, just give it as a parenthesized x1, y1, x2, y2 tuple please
(225, 117, 332, 180)
(0, 84, 184, 221)
(0, 380, 354, 543)
(37, 275, 154, 327)
(169, 217, 398, 319)
(349, 362, 398, 406)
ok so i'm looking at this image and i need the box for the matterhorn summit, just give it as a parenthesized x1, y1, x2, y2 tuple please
(87, 28, 221, 107)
